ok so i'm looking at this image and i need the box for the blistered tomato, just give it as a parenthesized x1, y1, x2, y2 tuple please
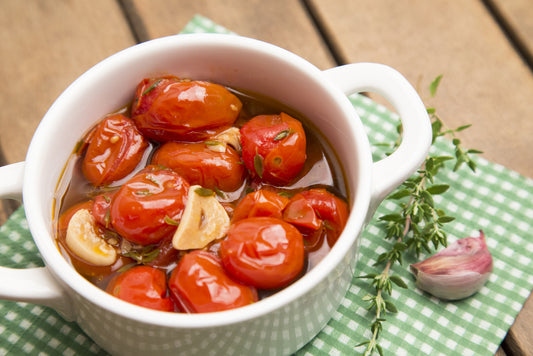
(283, 188, 348, 246)
(110, 165, 189, 245)
(131, 77, 242, 142)
(92, 192, 116, 229)
(231, 189, 289, 222)
(168, 250, 258, 313)
(220, 217, 305, 289)
(151, 141, 245, 192)
(240, 113, 306, 185)
(82, 114, 149, 186)
(106, 265, 174, 312)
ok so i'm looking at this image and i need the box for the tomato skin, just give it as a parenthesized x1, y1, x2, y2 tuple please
(168, 250, 258, 313)
(282, 194, 322, 230)
(92, 192, 116, 229)
(220, 217, 305, 289)
(231, 189, 289, 223)
(110, 165, 189, 245)
(240, 113, 306, 185)
(131, 77, 242, 142)
(151, 141, 245, 192)
(284, 189, 348, 246)
(82, 114, 149, 186)
(106, 265, 174, 312)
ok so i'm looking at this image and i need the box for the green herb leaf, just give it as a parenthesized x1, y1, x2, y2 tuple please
(213, 187, 227, 199)
(277, 191, 294, 198)
(164, 215, 180, 226)
(389, 275, 408, 289)
(384, 300, 398, 313)
(426, 184, 450, 195)
(142, 79, 162, 96)
(205, 140, 223, 146)
(194, 187, 215, 197)
(254, 154, 264, 178)
(273, 129, 294, 141)
(437, 216, 455, 224)
(134, 189, 152, 196)
(429, 74, 443, 97)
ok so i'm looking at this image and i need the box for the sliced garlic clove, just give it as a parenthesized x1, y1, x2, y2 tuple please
(66, 209, 117, 266)
(172, 185, 230, 250)
(205, 140, 227, 153)
(214, 127, 241, 153)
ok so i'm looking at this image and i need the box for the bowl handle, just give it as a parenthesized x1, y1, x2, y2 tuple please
(323, 63, 432, 219)
(0, 162, 74, 320)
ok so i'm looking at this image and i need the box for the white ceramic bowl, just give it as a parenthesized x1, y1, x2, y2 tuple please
(0, 34, 431, 355)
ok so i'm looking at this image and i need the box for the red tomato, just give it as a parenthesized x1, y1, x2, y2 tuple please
(240, 113, 306, 185)
(92, 192, 116, 229)
(168, 250, 258, 313)
(131, 77, 242, 142)
(282, 193, 322, 230)
(110, 165, 189, 245)
(151, 141, 245, 192)
(231, 189, 289, 222)
(146, 234, 181, 271)
(220, 217, 305, 289)
(82, 114, 149, 186)
(283, 189, 348, 246)
(106, 265, 174, 312)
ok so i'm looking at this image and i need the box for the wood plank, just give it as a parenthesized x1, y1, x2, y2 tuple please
(308, 0, 533, 179)
(488, 0, 533, 66)
(0, 0, 136, 166)
(124, 0, 336, 70)
(495, 346, 507, 356)
(504, 292, 533, 356)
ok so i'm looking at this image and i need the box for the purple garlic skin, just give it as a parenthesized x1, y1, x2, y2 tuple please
(410, 230, 493, 300)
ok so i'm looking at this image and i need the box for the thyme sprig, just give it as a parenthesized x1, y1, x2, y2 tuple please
(356, 76, 482, 355)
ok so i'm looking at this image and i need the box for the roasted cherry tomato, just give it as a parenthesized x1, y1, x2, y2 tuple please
(82, 114, 149, 186)
(106, 265, 174, 312)
(110, 165, 189, 245)
(220, 217, 305, 289)
(146, 234, 181, 271)
(151, 141, 245, 192)
(131, 76, 242, 142)
(240, 113, 306, 185)
(231, 189, 289, 222)
(168, 250, 258, 313)
(92, 192, 117, 229)
(283, 188, 348, 246)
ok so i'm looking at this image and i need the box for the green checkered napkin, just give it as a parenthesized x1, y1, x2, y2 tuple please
(1, 15, 532, 356)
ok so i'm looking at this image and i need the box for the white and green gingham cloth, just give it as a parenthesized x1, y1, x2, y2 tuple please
(1, 15, 532, 356)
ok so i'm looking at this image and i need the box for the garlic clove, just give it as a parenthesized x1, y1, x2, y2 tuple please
(213, 127, 241, 153)
(172, 185, 230, 250)
(410, 230, 492, 300)
(66, 209, 117, 266)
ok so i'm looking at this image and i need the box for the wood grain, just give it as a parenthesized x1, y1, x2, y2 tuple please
(489, 0, 533, 65)
(504, 292, 533, 356)
(124, 0, 336, 70)
(0, 0, 136, 165)
(308, 0, 533, 179)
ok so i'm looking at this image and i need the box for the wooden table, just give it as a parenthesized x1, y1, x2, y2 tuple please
(1, 1, 531, 355)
